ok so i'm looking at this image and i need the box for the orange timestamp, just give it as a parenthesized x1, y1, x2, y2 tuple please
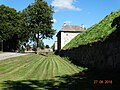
(94, 79, 112, 85)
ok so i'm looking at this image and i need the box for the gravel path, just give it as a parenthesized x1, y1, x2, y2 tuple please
(0, 53, 28, 60)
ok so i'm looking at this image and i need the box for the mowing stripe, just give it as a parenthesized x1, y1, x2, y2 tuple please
(0, 54, 33, 65)
(52, 56, 64, 76)
(45, 57, 54, 79)
(0, 56, 42, 81)
(24, 57, 47, 79)
(15, 56, 46, 80)
(0, 55, 46, 81)
(39, 59, 51, 80)
(55, 56, 74, 73)
(56, 56, 80, 73)
(0, 55, 34, 74)
(51, 57, 58, 77)
(0, 56, 35, 76)
(52, 56, 71, 75)
(55, 55, 80, 74)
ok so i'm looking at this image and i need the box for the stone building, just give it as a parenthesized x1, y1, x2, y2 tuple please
(53, 41, 57, 51)
(56, 24, 85, 50)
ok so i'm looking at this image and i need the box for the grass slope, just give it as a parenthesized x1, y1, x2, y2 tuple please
(0, 54, 85, 89)
(63, 9, 120, 49)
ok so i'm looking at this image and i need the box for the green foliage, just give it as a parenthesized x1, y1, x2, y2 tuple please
(18, 46, 25, 53)
(111, 15, 120, 29)
(45, 45, 50, 48)
(0, 2, 55, 51)
(0, 5, 30, 51)
(63, 9, 120, 49)
(0, 5, 22, 41)
(22, 0, 56, 47)
(38, 40, 45, 49)
(32, 40, 45, 51)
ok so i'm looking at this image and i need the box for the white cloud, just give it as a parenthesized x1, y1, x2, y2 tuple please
(51, 0, 81, 11)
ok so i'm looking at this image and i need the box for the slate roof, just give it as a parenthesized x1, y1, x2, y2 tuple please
(60, 25, 85, 32)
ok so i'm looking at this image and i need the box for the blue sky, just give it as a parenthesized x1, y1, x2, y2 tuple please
(0, 0, 120, 47)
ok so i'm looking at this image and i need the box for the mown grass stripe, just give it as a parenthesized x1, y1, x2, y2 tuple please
(23, 57, 45, 79)
(16, 56, 46, 80)
(55, 55, 80, 74)
(45, 57, 54, 79)
(51, 55, 71, 75)
(51, 57, 59, 77)
(25, 57, 47, 80)
(0, 54, 46, 81)
(57, 57, 80, 73)
(0, 58, 40, 81)
(0, 54, 33, 65)
(0, 56, 36, 76)
(0, 54, 34, 74)
(39, 59, 51, 80)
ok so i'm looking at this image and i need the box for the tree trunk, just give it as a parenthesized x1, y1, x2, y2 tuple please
(36, 32, 39, 48)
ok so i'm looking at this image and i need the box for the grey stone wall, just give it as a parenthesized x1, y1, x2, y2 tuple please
(59, 29, 120, 72)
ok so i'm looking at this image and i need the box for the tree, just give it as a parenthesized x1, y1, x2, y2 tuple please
(32, 40, 45, 51)
(111, 16, 120, 29)
(0, 5, 20, 41)
(0, 5, 29, 51)
(22, 0, 56, 47)
(45, 45, 50, 48)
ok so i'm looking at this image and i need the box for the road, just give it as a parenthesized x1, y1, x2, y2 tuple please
(0, 52, 28, 60)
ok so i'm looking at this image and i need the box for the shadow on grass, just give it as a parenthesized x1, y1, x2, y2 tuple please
(1, 70, 120, 90)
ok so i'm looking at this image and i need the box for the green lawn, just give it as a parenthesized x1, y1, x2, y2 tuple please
(0, 53, 86, 90)
(0, 54, 119, 90)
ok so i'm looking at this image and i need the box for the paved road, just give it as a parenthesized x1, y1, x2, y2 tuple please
(0, 53, 28, 60)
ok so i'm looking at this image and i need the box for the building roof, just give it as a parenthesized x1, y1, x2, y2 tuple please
(60, 25, 85, 32)
(56, 24, 85, 36)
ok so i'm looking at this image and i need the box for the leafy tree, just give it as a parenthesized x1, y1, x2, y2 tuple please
(32, 40, 45, 51)
(0, 5, 19, 51)
(22, 0, 56, 47)
(0, 5, 29, 51)
(0, 5, 20, 40)
(37, 40, 45, 49)
(111, 16, 120, 29)
(45, 45, 50, 48)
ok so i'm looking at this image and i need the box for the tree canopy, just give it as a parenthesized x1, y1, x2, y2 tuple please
(22, 0, 56, 47)
(111, 16, 120, 29)
(0, 0, 55, 51)
(0, 5, 28, 51)
(0, 5, 21, 41)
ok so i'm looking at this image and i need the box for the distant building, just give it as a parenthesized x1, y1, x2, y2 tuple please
(53, 41, 57, 51)
(56, 24, 85, 50)
(37, 48, 53, 54)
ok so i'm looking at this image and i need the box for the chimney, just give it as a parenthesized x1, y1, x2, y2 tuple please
(63, 21, 71, 26)
(63, 23, 67, 26)
(81, 24, 85, 29)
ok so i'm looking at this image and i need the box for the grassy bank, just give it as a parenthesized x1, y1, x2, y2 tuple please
(63, 9, 120, 49)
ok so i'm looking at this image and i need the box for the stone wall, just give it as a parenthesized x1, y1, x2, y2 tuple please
(59, 29, 120, 72)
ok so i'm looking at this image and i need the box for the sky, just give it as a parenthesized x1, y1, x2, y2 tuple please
(0, 0, 120, 47)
